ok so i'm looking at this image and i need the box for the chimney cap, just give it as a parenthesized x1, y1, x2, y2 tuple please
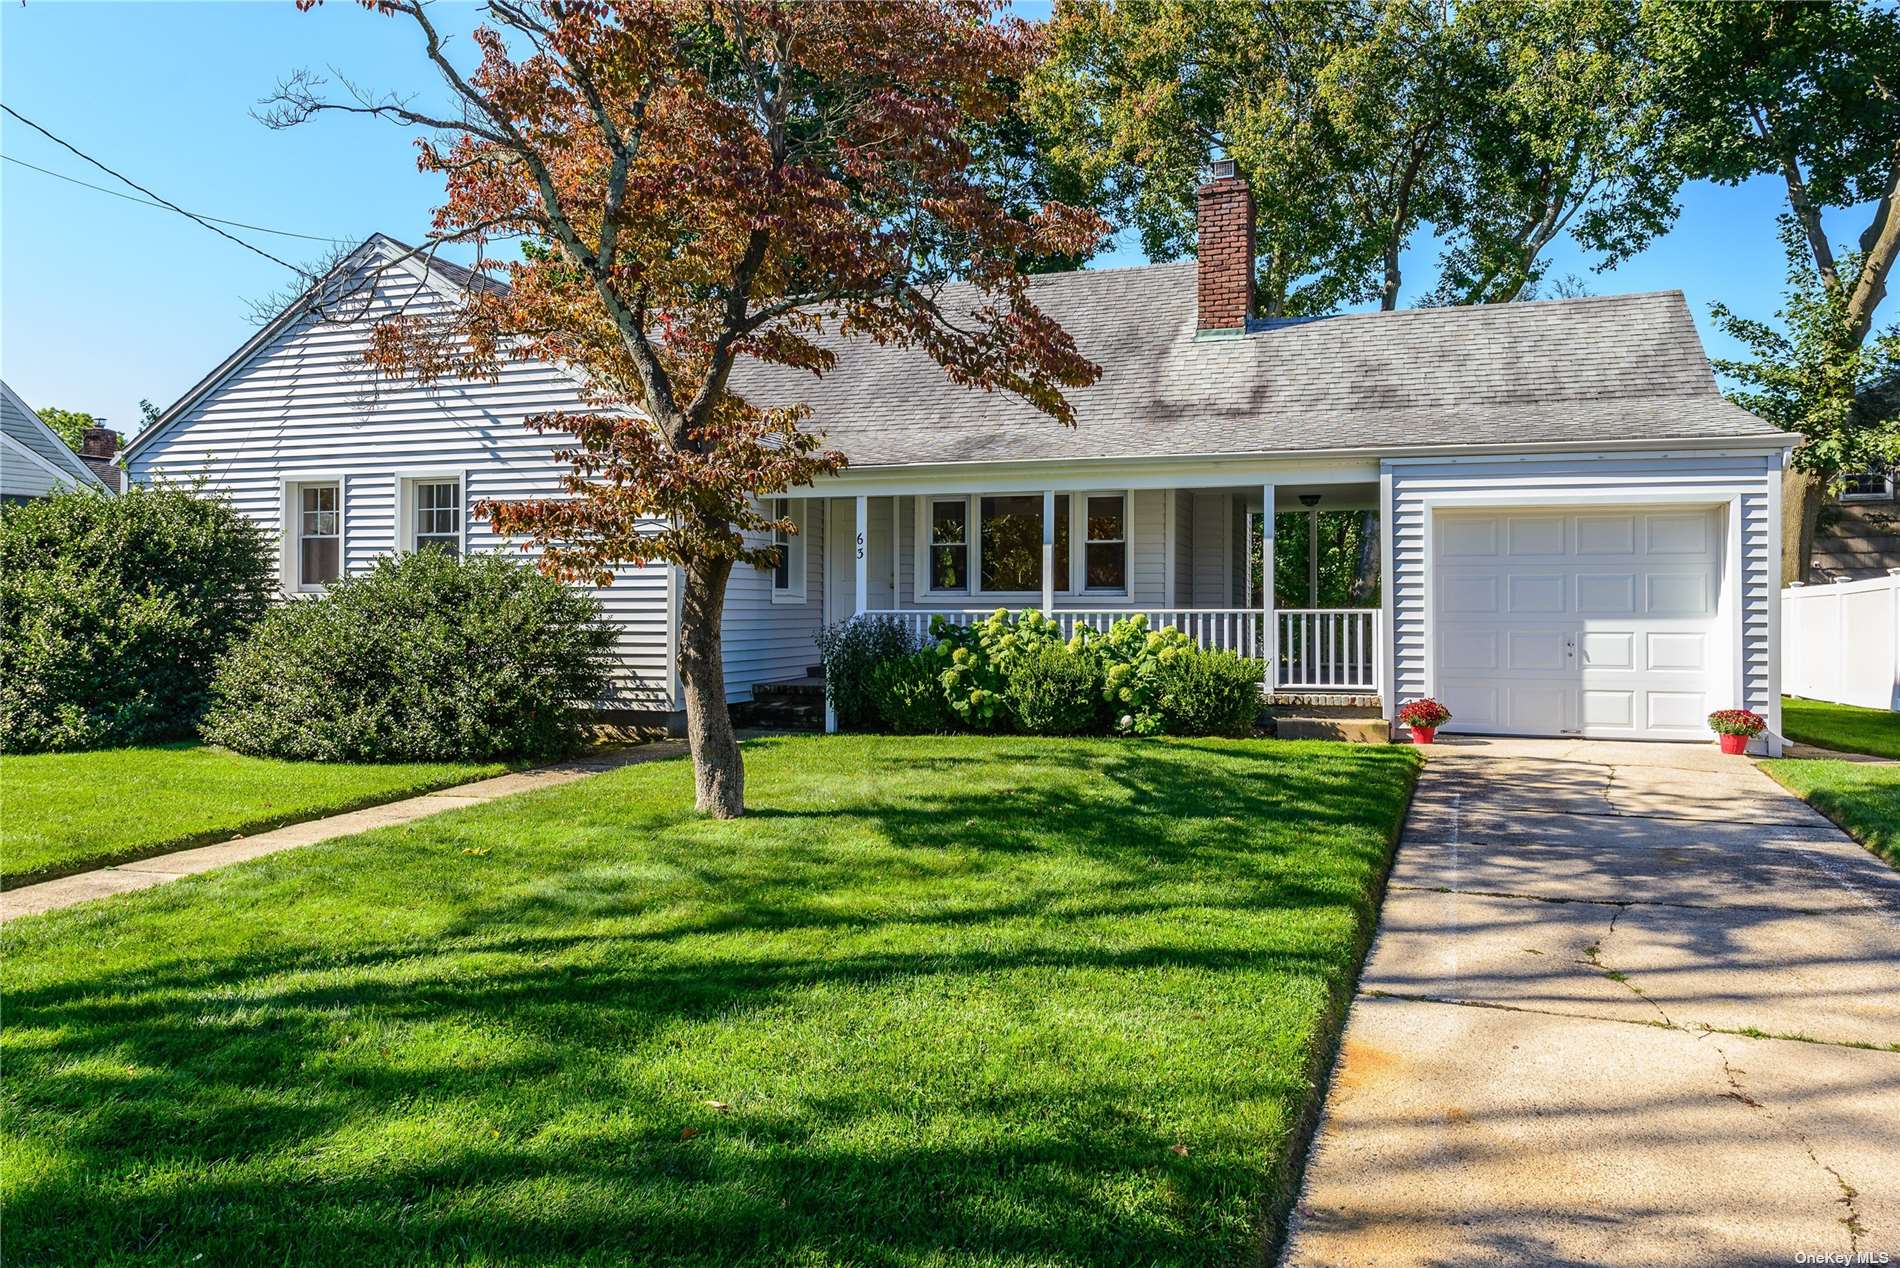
(1209, 156, 1238, 181)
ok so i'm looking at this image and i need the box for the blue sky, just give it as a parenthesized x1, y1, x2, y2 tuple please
(0, 1, 1871, 435)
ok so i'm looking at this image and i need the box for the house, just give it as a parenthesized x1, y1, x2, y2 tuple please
(1, 380, 114, 502)
(1813, 468, 1899, 581)
(123, 162, 1796, 751)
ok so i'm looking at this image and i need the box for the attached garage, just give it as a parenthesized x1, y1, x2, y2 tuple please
(1432, 506, 1724, 740)
(1384, 452, 1787, 752)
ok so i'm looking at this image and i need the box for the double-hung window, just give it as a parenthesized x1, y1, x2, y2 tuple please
(297, 483, 341, 588)
(1842, 471, 1894, 502)
(930, 498, 970, 592)
(1082, 493, 1127, 591)
(770, 497, 806, 602)
(412, 479, 462, 555)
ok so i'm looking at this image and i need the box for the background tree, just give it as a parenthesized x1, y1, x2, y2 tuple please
(271, 0, 1105, 817)
(1026, 0, 1676, 317)
(1711, 223, 1899, 574)
(35, 406, 122, 455)
(1646, 0, 1900, 580)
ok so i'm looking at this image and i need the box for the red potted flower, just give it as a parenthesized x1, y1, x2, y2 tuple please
(1708, 708, 1766, 754)
(1397, 698, 1452, 744)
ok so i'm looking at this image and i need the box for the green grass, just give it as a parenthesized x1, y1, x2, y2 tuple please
(0, 735, 1419, 1266)
(0, 744, 510, 888)
(1759, 758, 1900, 869)
(1781, 696, 1900, 760)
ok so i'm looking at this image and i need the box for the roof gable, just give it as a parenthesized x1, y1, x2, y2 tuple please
(0, 380, 108, 490)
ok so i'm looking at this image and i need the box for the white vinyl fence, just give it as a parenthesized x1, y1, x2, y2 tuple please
(1781, 573, 1900, 711)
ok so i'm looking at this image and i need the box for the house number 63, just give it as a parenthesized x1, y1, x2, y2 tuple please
(856, 532, 866, 560)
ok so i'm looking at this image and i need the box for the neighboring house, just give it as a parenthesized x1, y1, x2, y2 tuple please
(0, 379, 113, 503)
(124, 162, 1796, 750)
(1813, 468, 1899, 581)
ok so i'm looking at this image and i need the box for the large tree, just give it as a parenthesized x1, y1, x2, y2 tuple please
(1645, 0, 1900, 581)
(35, 406, 122, 455)
(1025, 0, 1676, 317)
(272, 0, 1104, 816)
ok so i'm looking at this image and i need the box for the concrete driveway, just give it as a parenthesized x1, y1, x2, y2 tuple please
(1284, 737, 1900, 1266)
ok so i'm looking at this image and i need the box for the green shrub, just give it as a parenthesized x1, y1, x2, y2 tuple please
(1006, 643, 1102, 736)
(867, 652, 956, 734)
(204, 551, 613, 762)
(815, 616, 916, 730)
(1086, 615, 1196, 735)
(933, 609, 1071, 730)
(1156, 651, 1265, 736)
(0, 486, 272, 752)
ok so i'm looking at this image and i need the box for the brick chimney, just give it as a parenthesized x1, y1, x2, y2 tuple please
(80, 426, 117, 460)
(78, 426, 122, 493)
(1196, 157, 1254, 335)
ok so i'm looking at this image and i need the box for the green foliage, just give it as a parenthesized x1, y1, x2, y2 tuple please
(1711, 220, 1900, 482)
(816, 616, 917, 730)
(867, 652, 958, 734)
(1256, 510, 1382, 608)
(1027, 0, 1678, 314)
(204, 551, 612, 763)
(1154, 651, 1266, 737)
(0, 486, 272, 753)
(1088, 613, 1197, 735)
(933, 609, 1072, 730)
(1007, 643, 1104, 736)
(33, 405, 121, 454)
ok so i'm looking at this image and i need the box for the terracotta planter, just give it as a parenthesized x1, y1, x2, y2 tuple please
(1411, 726, 1437, 745)
(1718, 732, 1749, 755)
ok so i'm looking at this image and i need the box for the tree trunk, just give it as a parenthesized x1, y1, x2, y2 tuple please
(1351, 509, 1379, 605)
(678, 552, 745, 818)
(1781, 466, 1826, 587)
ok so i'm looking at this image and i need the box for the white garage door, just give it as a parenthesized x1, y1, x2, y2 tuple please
(1433, 508, 1722, 740)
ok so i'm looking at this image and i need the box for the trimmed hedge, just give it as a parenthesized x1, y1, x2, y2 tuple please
(815, 616, 916, 729)
(203, 551, 614, 762)
(0, 486, 273, 752)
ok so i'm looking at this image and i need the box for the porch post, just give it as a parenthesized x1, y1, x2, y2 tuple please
(853, 494, 869, 617)
(1041, 488, 1056, 616)
(1262, 484, 1276, 694)
(1307, 508, 1319, 606)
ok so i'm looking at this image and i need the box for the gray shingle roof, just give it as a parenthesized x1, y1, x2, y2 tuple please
(730, 262, 1787, 467)
(1, 380, 108, 490)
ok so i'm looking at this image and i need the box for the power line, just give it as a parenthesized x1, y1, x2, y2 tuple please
(0, 103, 312, 274)
(1, 153, 349, 244)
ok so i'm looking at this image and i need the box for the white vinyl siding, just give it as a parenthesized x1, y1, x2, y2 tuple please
(127, 248, 676, 710)
(724, 495, 825, 695)
(1385, 452, 1780, 737)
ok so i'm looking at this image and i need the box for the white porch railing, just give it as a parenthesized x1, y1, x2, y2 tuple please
(1275, 608, 1378, 693)
(856, 606, 1379, 693)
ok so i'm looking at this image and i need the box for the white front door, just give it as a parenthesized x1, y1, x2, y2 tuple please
(1433, 507, 1722, 740)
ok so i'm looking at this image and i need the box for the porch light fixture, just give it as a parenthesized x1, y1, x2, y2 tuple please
(1298, 494, 1321, 507)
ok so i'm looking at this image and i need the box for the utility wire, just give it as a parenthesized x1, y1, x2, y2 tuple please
(1, 104, 312, 273)
(2, 153, 348, 244)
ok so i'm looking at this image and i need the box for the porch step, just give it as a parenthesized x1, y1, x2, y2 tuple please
(747, 675, 826, 732)
(1264, 705, 1391, 744)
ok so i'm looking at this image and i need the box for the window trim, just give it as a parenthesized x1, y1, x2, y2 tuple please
(280, 474, 346, 595)
(769, 496, 807, 604)
(915, 490, 1133, 601)
(1841, 471, 1895, 502)
(395, 469, 469, 558)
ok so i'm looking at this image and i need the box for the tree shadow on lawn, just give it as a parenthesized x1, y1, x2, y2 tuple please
(3, 737, 1418, 1266)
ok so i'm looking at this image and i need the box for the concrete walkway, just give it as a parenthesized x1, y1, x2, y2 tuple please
(0, 742, 686, 924)
(1284, 737, 1900, 1266)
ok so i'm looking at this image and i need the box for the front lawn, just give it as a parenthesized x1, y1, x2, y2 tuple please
(1758, 758, 1900, 869)
(1, 735, 1419, 1266)
(1781, 695, 1900, 760)
(0, 744, 509, 888)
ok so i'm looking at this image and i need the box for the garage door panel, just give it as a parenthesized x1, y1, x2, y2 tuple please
(1506, 574, 1568, 613)
(1505, 515, 1566, 556)
(1576, 573, 1636, 614)
(1582, 689, 1635, 729)
(1575, 514, 1636, 554)
(1434, 507, 1721, 741)
(1581, 631, 1634, 669)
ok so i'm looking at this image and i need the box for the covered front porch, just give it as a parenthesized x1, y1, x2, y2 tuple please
(809, 476, 1385, 697)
